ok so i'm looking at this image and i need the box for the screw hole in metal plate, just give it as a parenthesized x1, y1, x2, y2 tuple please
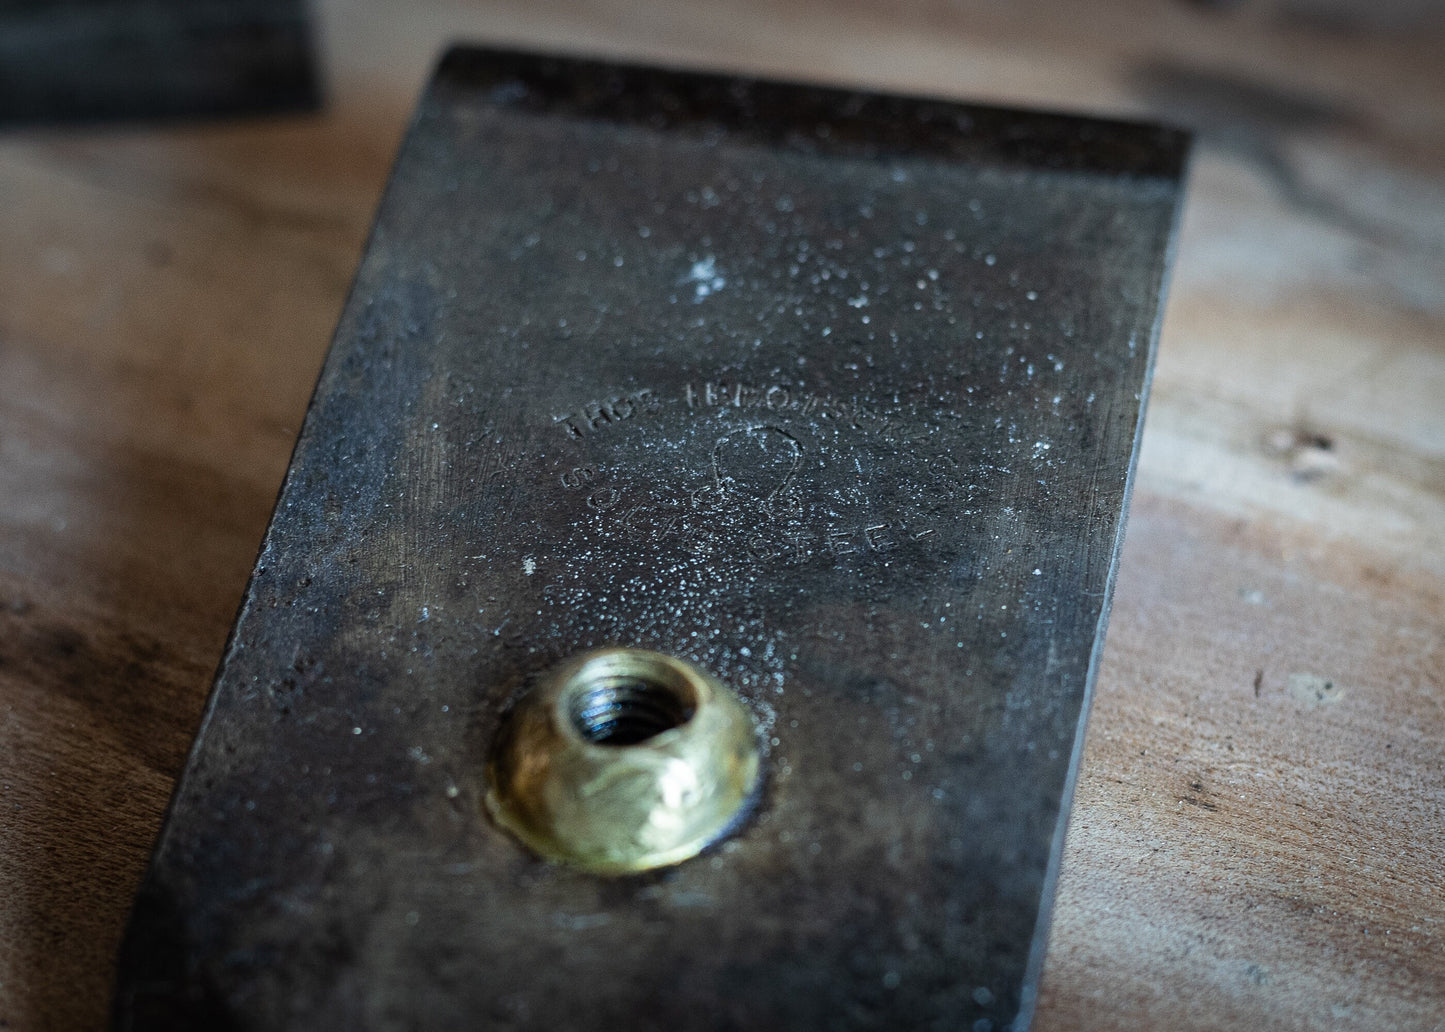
(567, 674, 697, 746)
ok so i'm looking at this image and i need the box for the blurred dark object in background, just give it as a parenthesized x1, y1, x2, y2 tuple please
(0, 0, 318, 126)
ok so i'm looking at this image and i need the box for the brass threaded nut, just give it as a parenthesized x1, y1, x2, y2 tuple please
(485, 648, 761, 874)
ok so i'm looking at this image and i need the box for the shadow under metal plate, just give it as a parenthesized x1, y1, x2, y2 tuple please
(116, 47, 1188, 1031)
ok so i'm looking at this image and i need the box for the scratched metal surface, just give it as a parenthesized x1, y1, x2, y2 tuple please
(114, 48, 1188, 1032)
(0, 0, 316, 126)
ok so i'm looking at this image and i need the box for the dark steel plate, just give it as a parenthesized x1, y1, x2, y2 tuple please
(0, 0, 316, 126)
(115, 47, 1188, 1031)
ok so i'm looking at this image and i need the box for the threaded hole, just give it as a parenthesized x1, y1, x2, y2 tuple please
(568, 674, 696, 746)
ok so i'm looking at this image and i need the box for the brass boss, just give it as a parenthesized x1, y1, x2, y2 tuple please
(485, 648, 761, 874)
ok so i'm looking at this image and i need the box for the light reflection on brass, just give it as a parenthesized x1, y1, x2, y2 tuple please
(485, 648, 761, 874)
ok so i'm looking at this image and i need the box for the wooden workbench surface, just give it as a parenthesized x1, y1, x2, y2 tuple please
(2, 1, 1441, 1028)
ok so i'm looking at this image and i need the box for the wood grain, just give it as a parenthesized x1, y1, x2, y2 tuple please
(1, 1, 1441, 1029)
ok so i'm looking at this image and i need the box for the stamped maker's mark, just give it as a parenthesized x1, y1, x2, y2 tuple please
(553, 382, 939, 566)
(554, 388, 658, 439)
(690, 426, 803, 519)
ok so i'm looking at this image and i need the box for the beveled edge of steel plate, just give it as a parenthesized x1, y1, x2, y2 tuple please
(431, 44, 1189, 178)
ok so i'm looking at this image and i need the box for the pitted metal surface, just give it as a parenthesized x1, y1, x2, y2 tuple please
(115, 47, 1189, 1031)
